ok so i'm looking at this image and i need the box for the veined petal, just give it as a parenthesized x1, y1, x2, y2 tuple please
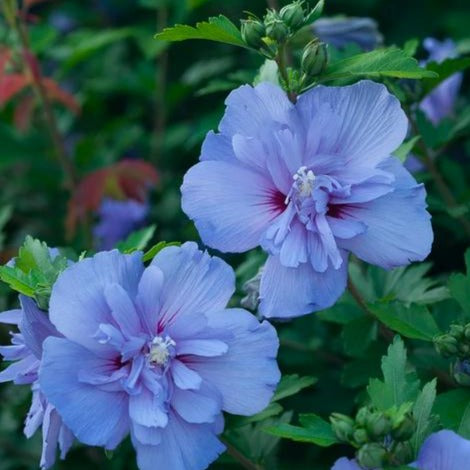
(104, 283, 141, 338)
(129, 388, 168, 429)
(171, 360, 202, 391)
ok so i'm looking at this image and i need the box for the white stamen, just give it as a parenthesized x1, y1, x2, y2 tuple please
(148, 335, 176, 366)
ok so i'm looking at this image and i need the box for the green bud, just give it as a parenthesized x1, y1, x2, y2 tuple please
(450, 324, 465, 339)
(392, 441, 414, 465)
(355, 406, 371, 427)
(365, 412, 392, 440)
(391, 413, 416, 442)
(464, 324, 470, 340)
(265, 12, 289, 43)
(241, 19, 266, 49)
(357, 443, 387, 469)
(301, 40, 328, 78)
(352, 428, 369, 446)
(330, 413, 354, 442)
(435, 333, 459, 357)
(279, 1, 305, 30)
(459, 343, 470, 356)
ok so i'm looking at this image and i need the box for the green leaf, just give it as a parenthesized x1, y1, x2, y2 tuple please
(367, 336, 420, 410)
(448, 249, 470, 316)
(403, 38, 419, 57)
(117, 225, 156, 254)
(434, 389, 470, 438)
(422, 57, 470, 94)
(304, 0, 325, 26)
(0, 265, 36, 297)
(142, 241, 181, 262)
(264, 413, 338, 447)
(155, 15, 247, 48)
(342, 315, 377, 357)
(318, 47, 438, 83)
(393, 136, 421, 163)
(411, 379, 437, 453)
(235, 403, 284, 427)
(272, 374, 317, 402)
(369, 302, 440, 341)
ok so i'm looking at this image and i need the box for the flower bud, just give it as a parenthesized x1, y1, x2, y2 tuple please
(459, 343, 470, 356)
(330, 413, 354, 442)
(301, 40, 328, 77)
(241, 19, 266, 49)
(392, 441, 414, 465)
(434, 333, 459, 357)
(279, 1, 305, 30)
(450, 324, 465, 339)
(365, 412, 392, 440)
(355, 406, 371, 427)
(265, 12, 289, 43)
(352, 428, 369, 446)
(357, 443, 387, 469)
(391, 413, 416, 442)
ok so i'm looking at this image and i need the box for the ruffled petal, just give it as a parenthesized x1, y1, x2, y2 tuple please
(331, 457, 362, 470)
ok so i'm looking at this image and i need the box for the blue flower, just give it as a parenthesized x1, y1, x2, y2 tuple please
(420, 38, 462, 125)
(332, 430, 470, 469)
(93, 198, 149, 250)
(0, 296, 74, 469)
(39, 243, 280, 470)
(312, 17, 383, 51)
(181, 81, 433, 318)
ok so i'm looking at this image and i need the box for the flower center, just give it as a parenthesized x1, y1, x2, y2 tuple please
(148, 335, 175, 366)
(286, 166, 316, 204)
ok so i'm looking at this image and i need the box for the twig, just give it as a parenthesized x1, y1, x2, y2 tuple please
(221, 438, 264, 470)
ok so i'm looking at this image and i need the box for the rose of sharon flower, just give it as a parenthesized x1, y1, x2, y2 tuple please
(332, 430, 470, 469)
(93, 198, 149, 250)
(420, 38, 463, 125)
(181, 81, 433, 319)
(0, 296, 74, 469)
(39, 243, 280, 470)
(312, 17, 383, 51)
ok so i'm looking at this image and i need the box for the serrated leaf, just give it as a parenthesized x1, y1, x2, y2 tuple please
(369, 302, 440, 341)
(367, 336, 420, 410)
(142, 241, 181, 262)
(234, 402, 284, 427)
(265, 413, 338, 447)
(411, 379, 437, 453)
(155, 15, 247, 48)
(318, 47, 438, 83)
(272, 374, 317, 402)
(117, 225, 156, 254)
(393, 136, 421, 163)
(0, 265, 36, 297)
(422, 57, 470, 94)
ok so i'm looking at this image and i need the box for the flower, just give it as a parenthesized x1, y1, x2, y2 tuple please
(93, 197, 149, 250)
(0, 295, 74, 469)
(312, 17, 383, 51)
(331, 430, 470, 469)
(419, 38, 462, 125)
(181, 81, 433, 318)
(39, 243, 280, 470)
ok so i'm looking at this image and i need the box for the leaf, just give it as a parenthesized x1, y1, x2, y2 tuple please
(142, 241, 181, 262)
(272, 374, 317, 402)
(155, 15, 247, 48)
(342, 315, 377, 357)
(318, 47, 438, 83)
(411, 379, 437, 453)
(0, 74, 29, 106)
(0, 265, 36, 297)
(393, 136, 421, 163)
(117, 225, 156, 253)
(448, 249, 470, 316)
(369, 302, 440, 341)
(367, 336, 420, 410)
(422, 57, 470, 94)
(304, 0, 325, 26)
(434, 389, 470, 438)
(264, 413, 338, 447)
(234, 403, 284, 427)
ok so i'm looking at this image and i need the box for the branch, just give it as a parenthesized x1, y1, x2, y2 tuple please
(221, 438, 264, 470)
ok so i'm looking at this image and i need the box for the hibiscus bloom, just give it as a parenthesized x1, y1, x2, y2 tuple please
(181, 80, 433, 318)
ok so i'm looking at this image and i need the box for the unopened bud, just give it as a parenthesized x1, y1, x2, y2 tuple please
(280, 1, 305, 30)
(355, 406, 371, 427)
(435, 333, 459, 357)
(265, 13, 289, 43)
(241, 19, 266, 49)
(357, 443, 387, 469)
(330, 413, 354, 442)
(366, 412, 392, 440)
(391, 413, 416, 442)
(352, 428, 369, 446)
(301, 40, 328, 77)
(450, 324, 465, 339)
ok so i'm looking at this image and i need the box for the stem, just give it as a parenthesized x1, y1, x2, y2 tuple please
(406, 108, 470, 237)
(276, 44, 297, 103)
(15, 21, 77, 190)
(221, 438, 264, 470)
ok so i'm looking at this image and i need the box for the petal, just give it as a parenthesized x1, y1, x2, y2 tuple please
(19, 296, 58, 359)
(413, 430, 470, 470)
(136, 265, 164, 335)
(0, 355, 38, 384)
(296, 80, 408, 168)
(171, 359, 202, 391)
(49, 250, 144, 354)
(181, 160, 281, 252)
(200, 131, 236, 163)
(24, 389, 45, 438)
(219, 82, 292, 138)
(40, 405, 61, 470)
(129, 388, 168, 428)
(259, 254, 348, 318)
(187, 308, 280, 416)
(176, 339, 228, 357)
(0, 308, 22, 325)
(58, 425, 74, 459)
(331, 457, 362, 470)
(150, 243, 234, 325)
(279, 219, 308, 268)
(40, 337, 129, 449)
(104, 283, 141, 338)
(339, 157, 433, 269)
(134, 412, 225, 470)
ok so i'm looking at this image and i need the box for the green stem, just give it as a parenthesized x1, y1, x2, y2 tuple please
(221, 438, 264, 470)
(276, 44, 297, 103)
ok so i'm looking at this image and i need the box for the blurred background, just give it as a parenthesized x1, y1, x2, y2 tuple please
(0, 0, 469, 468)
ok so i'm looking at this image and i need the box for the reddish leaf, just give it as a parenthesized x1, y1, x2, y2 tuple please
(13, 94, 35, 132)
(0, 74, 29, 106)
(22, 49, 41, 83)
(42, 78, 80, 114)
